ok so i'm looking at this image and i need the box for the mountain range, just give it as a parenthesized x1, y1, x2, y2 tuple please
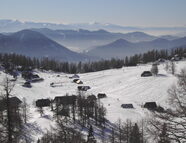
(87, 37, 186, 58)
(1, 19, 186, 35)
(0, 30, 89, 61)
(31, 28, 159, 52)
(0, 28, 186, 61)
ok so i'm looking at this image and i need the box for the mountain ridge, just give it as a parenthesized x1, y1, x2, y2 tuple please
(1, 19, 186, 35)
(87, 37, 186, 58)
(0, 29, 90, 61)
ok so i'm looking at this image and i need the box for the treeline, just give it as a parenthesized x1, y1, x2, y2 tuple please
(0, 46, 186, 74)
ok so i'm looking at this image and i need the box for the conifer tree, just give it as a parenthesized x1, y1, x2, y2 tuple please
(87, 125, 96, 143)
(130, 123, 141, 143)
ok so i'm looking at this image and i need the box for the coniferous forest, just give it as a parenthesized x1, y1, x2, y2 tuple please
(0, 46, 186, 74)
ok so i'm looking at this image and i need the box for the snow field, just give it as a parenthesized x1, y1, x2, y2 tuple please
(0, 60, 186, 142)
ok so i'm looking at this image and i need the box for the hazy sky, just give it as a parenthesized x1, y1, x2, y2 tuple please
(0, 0, 186, 27)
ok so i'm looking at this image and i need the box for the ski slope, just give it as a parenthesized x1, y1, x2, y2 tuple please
(0, 60, 186, 141)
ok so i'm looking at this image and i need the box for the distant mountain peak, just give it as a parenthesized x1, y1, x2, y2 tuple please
(14, 29, 39, 35)
(1, 19, 186, 35)
(152, 38, 170, 42)
(12, 29, 50, 41)
(99, 38, 133, 49)
(94, 29, 110, 33)
(77, 29, 109, 34)
(0, 29, 89, 61)
(159, 35, 179, 40)
(113, 38, 131, 44)
(128, 31, 147, 35)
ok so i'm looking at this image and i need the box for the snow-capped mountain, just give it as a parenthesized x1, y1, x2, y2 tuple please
(1, 19, 186, 35)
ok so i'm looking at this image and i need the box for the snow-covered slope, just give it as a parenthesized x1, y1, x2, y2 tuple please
(0, 61, 186, 141)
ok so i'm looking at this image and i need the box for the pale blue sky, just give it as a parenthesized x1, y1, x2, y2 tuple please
(0, 0, 186, 27)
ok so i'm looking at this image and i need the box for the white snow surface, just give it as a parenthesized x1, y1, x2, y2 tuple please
(0, 61, 186, 142)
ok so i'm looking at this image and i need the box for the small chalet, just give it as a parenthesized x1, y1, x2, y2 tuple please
(36, 99, 51, 107)
(141, 71, 152, 77)
(22, 71, 43, 82)
(22, 81, 32, 88)
(97, 93, 107, 99)
(31, 77, 44, 82)
(0, 97, 22, 111)
(121, 104, 134, 109)
(73, 79, 83, 84)
(144, 102, 157, 110)
(10, 97, 22, 109)
(77, 86, 91, 91)
(54, 95, 77, 105)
